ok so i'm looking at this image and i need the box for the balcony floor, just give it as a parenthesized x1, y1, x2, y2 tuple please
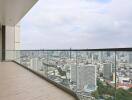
(0, 62, 76, 100)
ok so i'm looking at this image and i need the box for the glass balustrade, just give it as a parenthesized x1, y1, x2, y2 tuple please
(3, 49, 132, 100)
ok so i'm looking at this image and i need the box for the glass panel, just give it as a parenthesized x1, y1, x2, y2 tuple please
(116, 51, 132, 100)
(70, 51, 77, 92)
(38, 50, 48, 76)
(13, 50, 132, 100)
(5, 50, 15, 61)
(20, 50, 31, 68)
(76, 51, 116, 100)
(47, 50, 73, 89)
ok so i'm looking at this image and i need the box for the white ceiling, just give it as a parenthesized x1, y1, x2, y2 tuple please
(0, 0, 38, 26)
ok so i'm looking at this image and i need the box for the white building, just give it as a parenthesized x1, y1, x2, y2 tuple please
(30, 58, 39, 71)
(118, 77, 130, 83)
(70, 64, 77, 83)
(77, 64, 97, 92)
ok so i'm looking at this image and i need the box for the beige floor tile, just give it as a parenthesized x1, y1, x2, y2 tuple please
(0, 62, 76, 100)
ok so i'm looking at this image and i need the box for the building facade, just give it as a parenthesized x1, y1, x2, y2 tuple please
(103, 63, 113, 80)
(77, 64, 97, 92)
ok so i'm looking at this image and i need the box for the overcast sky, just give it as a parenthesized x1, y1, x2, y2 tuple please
(20, 0, 132, 49)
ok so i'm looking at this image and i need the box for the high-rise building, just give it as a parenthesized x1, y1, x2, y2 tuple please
(128, 52, 132, 64)
(103, 63, 113, 80)
(77, 64, 97, 92)
(70, 64, 77, 83)
(30, 58, 38, 70)
(99, 52, 104, 63)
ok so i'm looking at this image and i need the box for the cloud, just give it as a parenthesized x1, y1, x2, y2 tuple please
(21, 0, 132, 49)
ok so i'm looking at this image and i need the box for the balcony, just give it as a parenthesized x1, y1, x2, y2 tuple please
(1, 48, 132, 100)
(0, 62, 76, 100)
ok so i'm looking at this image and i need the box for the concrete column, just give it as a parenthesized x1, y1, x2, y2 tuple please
(5, 24, 20, 60)
(0, 24, 20, 61)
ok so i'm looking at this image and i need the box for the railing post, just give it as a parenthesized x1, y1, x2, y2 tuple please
(46, 50, 48, 77)
(76, 51, 78, 92)
(115, 51, 117, 100)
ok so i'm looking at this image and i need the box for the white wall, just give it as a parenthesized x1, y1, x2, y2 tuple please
(5, 25, 15, 60)
(5, 24, 20, 60)
(5, 24, 20, 50)
(15, 24, 20, 50)
(6, 26, 15, 50)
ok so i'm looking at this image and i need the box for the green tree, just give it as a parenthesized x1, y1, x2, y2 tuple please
(91, 90, 99, 98)
(128, 87, 132, 92)
(116, 88, 132, 100)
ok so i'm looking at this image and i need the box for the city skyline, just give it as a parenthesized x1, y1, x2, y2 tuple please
(18, 50, 132, 99)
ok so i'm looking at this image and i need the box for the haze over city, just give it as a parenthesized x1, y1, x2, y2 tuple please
(21, 0, 132, 49)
